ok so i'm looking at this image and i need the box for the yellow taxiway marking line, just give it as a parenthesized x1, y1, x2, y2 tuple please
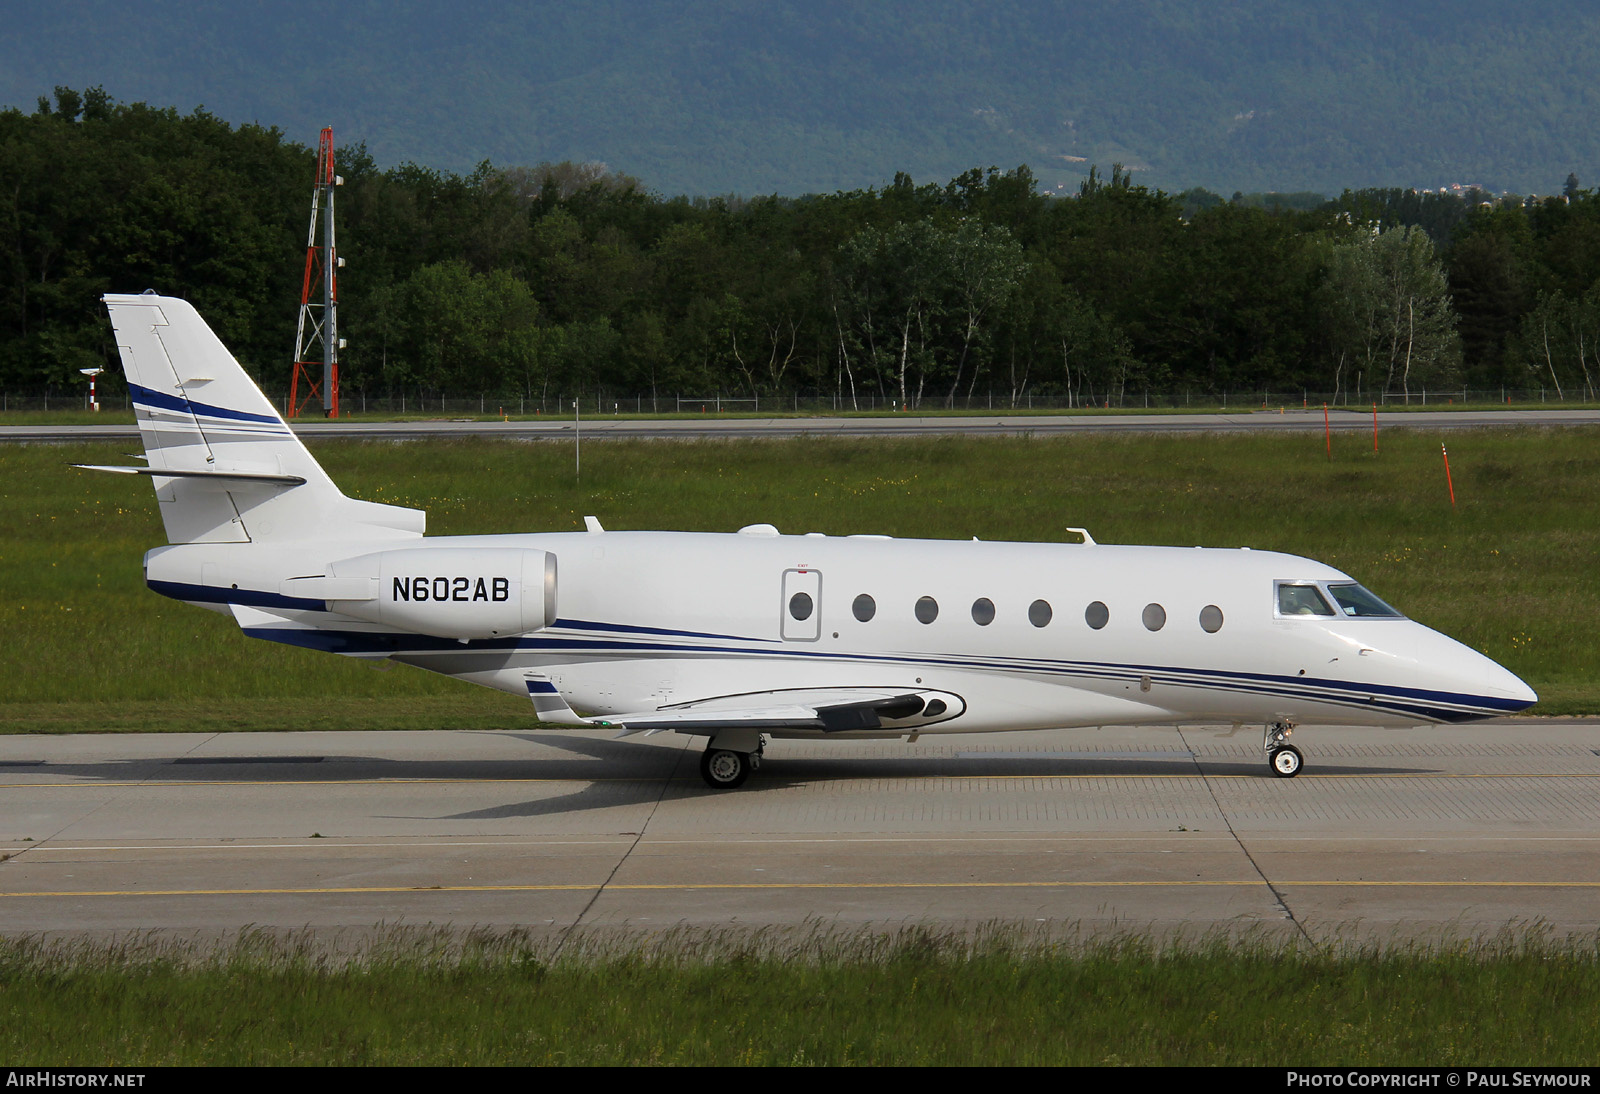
(7, 880, 1600, 899)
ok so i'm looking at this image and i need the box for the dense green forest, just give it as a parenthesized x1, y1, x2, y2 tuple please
(5, 89, 1600, 408)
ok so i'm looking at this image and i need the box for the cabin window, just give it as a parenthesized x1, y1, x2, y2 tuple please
(788, 592, 814, 621)
(971, 598, 995, 626)
(1143, 603, 1166, 631)
(1085, 601, 1109, 629)
(1327, 582, 1403, 618)
(1199, 604, 1224, 633)
(1029, 599, 1052, 628)
(915, 596, 939, 624)
(1277, 583, 1336, 617)
(852, 593, 876, 622)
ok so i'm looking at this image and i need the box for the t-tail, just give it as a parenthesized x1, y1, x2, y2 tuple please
(83, 293, 422, 544)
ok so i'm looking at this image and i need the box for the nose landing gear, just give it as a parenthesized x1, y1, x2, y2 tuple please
(1264, 721, 1303, 778)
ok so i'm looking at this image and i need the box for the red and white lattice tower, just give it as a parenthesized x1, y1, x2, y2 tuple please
(288, 127, 342, 418)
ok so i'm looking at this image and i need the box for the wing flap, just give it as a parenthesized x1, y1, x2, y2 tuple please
(525, 677, 965, 732)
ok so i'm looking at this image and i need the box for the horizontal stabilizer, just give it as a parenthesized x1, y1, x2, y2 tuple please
(75, 464, 307, 485)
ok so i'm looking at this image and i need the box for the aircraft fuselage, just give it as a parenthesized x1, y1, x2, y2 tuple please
(145, 528, 1533, 738)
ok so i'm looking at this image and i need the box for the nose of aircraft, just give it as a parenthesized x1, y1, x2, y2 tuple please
(1401, 622, 1538, 717)
(1474, 656, 1539, 709)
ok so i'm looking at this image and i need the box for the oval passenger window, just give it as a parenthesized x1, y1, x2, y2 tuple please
(915, 596, 939, 624)
(1085, 601, 1109, 630)
(1199, 605, 1224, 633)
(852, 594, 876, 622)
(1143, 603, 1167, 631)
(789, 592, 813, 621)
(1029, 599, 1052, 628)
(971, 598, 995, 626)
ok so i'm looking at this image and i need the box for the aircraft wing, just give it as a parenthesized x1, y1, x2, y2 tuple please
(526, 675, 964, 733)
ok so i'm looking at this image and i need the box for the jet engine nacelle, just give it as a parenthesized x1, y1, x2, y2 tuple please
(325, 547, 557, 639)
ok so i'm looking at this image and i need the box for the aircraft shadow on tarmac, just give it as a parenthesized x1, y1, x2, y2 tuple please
(434, 737, 1436, 819)
(469, 732, 1436, 785)
(0, 734, 1435, 822)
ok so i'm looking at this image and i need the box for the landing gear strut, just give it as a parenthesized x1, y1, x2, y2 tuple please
(699, 735, 766, 789)
(1263, 721, 1303, 778)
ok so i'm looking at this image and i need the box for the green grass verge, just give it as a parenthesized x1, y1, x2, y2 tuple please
(2, 427, 1596, 729)
(3, 929, 1597, 1065)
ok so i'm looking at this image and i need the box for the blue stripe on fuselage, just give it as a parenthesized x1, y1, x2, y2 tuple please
(229, 621, 1523, 723)
(555, 618, 773, 644)
(148, 578, 326, 613)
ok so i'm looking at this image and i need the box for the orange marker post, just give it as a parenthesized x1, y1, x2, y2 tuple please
(1441, 443, 1456, 508)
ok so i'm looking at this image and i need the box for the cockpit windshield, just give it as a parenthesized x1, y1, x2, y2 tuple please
(1277, 583, 1335, 616)
(1326, 582, 1403, 618)
(1276, 580, 1404, 619)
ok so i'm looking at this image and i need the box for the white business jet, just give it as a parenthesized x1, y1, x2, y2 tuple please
(83, 293, 1537, 788)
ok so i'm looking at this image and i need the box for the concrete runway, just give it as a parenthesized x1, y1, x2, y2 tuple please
(3, 720, 1597, 946)
(8, 407, 1600, 444)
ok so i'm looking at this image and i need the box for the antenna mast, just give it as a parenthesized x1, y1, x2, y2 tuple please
(289, 127, 343, 418)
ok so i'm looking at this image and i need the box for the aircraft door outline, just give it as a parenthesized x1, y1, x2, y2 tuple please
(780, 568, 822, 642)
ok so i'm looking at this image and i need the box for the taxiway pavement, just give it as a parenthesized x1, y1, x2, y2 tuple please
(2, 721, 1596, 946)
(8, 407, 1600, 444)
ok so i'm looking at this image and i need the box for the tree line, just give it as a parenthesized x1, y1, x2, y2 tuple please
(5, 88, 1600, 408)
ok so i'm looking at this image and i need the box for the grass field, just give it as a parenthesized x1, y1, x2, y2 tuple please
(3, 928, 1597, 1065)
(1, 426, 1596, 730)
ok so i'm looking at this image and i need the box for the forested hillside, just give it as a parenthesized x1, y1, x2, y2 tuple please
(4, 2, 1599, 197)
(6, 90, 1600, 408)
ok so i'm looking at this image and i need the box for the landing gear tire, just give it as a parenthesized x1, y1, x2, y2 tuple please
(1269, 744, 1303, 778)
(700, 747, 752, 789)
(1262, 720, 1302, 778)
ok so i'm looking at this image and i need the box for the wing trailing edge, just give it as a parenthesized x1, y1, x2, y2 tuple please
(524, 675, 965, 733)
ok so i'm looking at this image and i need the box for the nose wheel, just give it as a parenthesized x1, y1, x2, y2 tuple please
(1263, 721, 1303, 778)
(1269, 744, 1303, 777)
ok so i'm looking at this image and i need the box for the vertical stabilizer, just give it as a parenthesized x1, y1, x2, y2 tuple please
(102, 293, 423, 544)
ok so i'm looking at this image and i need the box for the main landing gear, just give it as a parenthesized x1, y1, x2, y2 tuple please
(1263, 721, 1303, 778)
(699, 736, 766, 789)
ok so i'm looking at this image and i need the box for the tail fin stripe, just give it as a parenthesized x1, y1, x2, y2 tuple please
(129, 382, 286, 427)
(136, 417, 289, 440)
